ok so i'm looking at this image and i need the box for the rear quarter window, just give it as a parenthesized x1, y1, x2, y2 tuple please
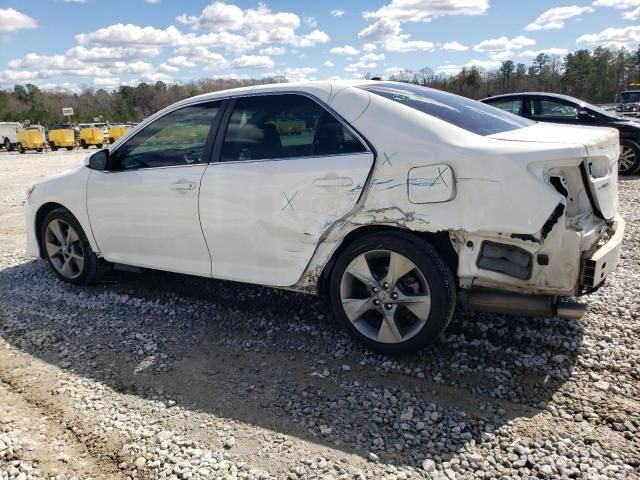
(360, 83, 534, 136)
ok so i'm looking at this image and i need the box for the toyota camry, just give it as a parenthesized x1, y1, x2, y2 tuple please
(25, 81, 625, 354)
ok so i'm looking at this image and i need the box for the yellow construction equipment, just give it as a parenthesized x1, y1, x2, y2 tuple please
(108, 125, 131, 144)
(16, 126, 46, 154)
(79, 124, 105, 149)
(48, 125, 75, 151)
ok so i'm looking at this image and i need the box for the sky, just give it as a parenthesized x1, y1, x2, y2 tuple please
(0, 0, 639, 93)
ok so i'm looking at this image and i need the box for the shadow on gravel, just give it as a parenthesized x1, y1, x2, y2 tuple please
(0, 259, 585, 469)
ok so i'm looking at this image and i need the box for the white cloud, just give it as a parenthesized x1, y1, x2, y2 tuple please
(76, 24, 183, 46)
(361, 52, 385, 61)
(259, 46, 286, 55)
(173, 45, 229, 66)
(330, 44, 360, 56)
(323, 60, 335, 67)
(358, 18, 434, 52)
(362, 43, 377, 52)
(363, 0, 489, 23)
(473, 35, 535, 53)
(293, 29, 329, 47)
(0, 8, 37, 33)
(282, 67, 317, 82)
(231, 55, 274, 69)
(94, 77, 121, 88)
(303, 16, 317, 27)
(344, 61, 377, 73)
(330, 9, 345, 17)
(435, 58, 502, 75)
(593, 0, 640, 19)
(176, 2, 247, 31)
(576, 25, 640, 49)
(442, 41, 469, 51)
(525, 5, 593, 31)
(624, 6, 640, 18)
(384, 66, 405, 74)
(66, 45, 162, 62)
(519, 48, 569, 58)
(40, 83, 83, 95)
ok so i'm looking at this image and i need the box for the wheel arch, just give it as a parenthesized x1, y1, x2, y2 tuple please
(317, 225, 458, 299)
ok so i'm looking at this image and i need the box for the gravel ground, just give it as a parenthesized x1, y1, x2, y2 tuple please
(0, 148, 638, 480)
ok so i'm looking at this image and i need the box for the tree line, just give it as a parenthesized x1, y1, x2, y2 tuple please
(0, 46, 639, 125)
(388, 46, 640, 103)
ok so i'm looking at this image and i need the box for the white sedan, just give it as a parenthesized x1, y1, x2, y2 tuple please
(25, 81, 625, 354)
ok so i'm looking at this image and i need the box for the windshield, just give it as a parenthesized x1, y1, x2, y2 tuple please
(583, 101, 620, 119)
(359, 82, 534, 136)
(621, 92, 640, 103)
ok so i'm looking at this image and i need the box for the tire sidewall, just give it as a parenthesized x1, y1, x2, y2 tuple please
(40, 209, 98, 285)
(328, 233, 456, 355)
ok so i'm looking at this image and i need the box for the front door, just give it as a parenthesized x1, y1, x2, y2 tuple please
(87, 101, 223, 276)
(199, 93, 375, 287)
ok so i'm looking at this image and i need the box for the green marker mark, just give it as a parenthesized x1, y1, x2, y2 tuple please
(382, 152, 397, 167)
(430, 167, 449, 187)
(281, 191, 298, 212)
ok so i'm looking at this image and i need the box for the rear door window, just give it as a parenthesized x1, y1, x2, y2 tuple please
(532, 99, 578, 118)
(360, 83, 533, 136)
(485, 98, 524, 116)
(221, 94, 366, 162)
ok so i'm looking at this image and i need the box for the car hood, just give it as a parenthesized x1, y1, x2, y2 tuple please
(489, 123, 619, 220)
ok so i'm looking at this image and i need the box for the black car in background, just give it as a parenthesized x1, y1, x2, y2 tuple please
(481, 92, 640, 175)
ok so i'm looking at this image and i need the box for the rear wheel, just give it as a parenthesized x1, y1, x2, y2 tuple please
(109, 137, 115, 144)
(328, 232, 456, 355)
(95, 143, 103, 149)
(36, 147, 43, 152)
(65, 146, 74, 151)
(17, 144, 25, 154)
(40, 208, 110, 284)
(81, 140, 88, 149)
(619, 140, 640, 175)
(5, 138, 14, 151)
(50, 142, 58, 151)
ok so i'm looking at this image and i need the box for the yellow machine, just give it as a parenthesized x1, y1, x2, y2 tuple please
(108, 125, 131, 144)
(48, 127, 75, 151)
(16, 126, 46, 154)
(79, 124, 105, 149)
(275, 120, 306, 135)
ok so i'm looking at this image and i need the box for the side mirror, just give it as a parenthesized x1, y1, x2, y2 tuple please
(86, 149, 109, 171)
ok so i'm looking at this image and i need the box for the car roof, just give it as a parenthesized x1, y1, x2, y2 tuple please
(481, 92, 585, 104)
(180, 79, 382, 104)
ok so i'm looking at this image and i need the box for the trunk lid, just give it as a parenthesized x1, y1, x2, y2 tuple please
(489, 123, 619, 220)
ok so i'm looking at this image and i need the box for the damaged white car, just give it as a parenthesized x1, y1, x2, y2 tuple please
(25, 81, 625, 354)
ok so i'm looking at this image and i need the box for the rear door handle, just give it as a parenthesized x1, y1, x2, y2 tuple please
(172, 182, 196, 191)
(313, 176, 353, 188)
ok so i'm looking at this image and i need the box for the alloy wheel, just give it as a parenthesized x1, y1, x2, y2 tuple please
(339, 249, 431, 344)
(44, 219, 84, 279)
(619, 145, 637, 173)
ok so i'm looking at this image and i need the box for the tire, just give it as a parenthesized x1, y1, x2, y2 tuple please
(36, 148, 43, 152)
(50, 142, 58, 151)
(328, 232, 456, 355)
(40, 208, 110, 285)
(619, 139, 640, 175)
(109, 137, 115, 144)
(5, 138, 14, 151)
(95, 143, 103, 149)
(65, 146, 74, 151)
(18, 144, 25, 154)
(81, 140, 88, 149)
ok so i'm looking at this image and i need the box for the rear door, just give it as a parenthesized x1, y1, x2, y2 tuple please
(484, 97, 525, 117)
(199, 93, 375, 287)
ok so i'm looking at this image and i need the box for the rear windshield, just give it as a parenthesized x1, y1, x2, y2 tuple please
(360, 82, 534, 136)
(621, 92, 640, 103)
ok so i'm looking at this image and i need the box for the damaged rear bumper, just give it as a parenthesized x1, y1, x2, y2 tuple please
(579, 215, 625, 294)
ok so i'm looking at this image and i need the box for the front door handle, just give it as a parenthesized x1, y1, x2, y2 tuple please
(313, 176, 353, 188)
(172, 182, 196, 191)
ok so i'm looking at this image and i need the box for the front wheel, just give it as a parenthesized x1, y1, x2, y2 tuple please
(95, 143, 103, 149)
(40, 208, 110, 284)
(17, 144, 25, 154)
(619, 140, 640, 175)
(328, 233, 456, 355)
(65, 146, 74, 151)
(50, 142, 58, 151)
